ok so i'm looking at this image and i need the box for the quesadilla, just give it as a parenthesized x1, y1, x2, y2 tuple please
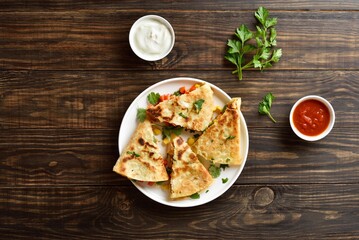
(146, 83, 214, 131)
(192, 98, 242, 165)
(170, 136, 213, 199)
(113, 119, 169, 182)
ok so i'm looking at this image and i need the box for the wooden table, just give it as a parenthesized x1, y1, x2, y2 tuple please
(1, 1, 358, 239)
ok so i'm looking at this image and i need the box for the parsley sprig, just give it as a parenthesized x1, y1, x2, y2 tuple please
(258, 92, 276, 123)
(225, 7, 282, 80)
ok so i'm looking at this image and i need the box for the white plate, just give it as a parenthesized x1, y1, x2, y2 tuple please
(118, 77, 249, 207)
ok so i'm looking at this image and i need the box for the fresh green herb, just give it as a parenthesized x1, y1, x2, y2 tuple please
(127, 151, 140, 157)
(220, 164, 229, 171)
(147, 92, 160, 105)
(173, 90, 181, 96)
(208, 164, 221, 178)
(222, 178, 229, 184)
(258, 92, 276, 123)
(222, 105, 227, 113)
(179, 112, 188, 119)
(193, 99, 205, 113)
(136, 108, 147, 122)
(162, 126, 184, 139)
(190, 192, 200, 199)
(226, 135, 236, 141)
(225, 6, 282, 80)
(205, 190, 209, 193)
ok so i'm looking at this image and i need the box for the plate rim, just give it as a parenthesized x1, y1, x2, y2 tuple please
(118, 77, 249, 207)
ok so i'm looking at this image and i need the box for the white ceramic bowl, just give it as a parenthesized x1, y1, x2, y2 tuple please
(289, 95, 335, 141)
(129, 15, 175, 61)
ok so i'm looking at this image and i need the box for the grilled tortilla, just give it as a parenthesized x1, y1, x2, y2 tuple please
(170, 136, 213, 199)
(113, 119, 169, 182)
(146, 83, 214, 131)
(192, 98, 242, 165)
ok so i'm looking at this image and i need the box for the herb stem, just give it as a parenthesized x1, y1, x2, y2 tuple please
(268, 112, 277, 123)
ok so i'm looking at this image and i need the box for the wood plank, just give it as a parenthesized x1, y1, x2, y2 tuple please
(0, 70, 357, 129)
(0, 127, 357, 186)
(0, 0, 358, 12)
(0, 184, 358, 239)
(0, 11, 358, 70)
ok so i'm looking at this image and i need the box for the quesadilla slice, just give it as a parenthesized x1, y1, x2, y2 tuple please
(192, 98, 242, 165)
(170, 136, 213, 199)
(147, 83, 214, 131)
(113, 119, 169, 182)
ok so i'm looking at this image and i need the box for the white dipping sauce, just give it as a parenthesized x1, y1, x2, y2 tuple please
(130, 15, 174, 61)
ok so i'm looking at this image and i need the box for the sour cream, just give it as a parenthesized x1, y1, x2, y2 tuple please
(129, 15, 175, 61)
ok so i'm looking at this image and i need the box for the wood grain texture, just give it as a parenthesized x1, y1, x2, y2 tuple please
(0, 70, 358, 129)
(0, 1, 358, 239)
(0, 185, 358, 239)
(0, 11, 358, 70)
(0, 127, 357, 186)
(0, 0, 358, 11)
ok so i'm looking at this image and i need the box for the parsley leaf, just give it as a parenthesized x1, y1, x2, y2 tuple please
(208, 164, 221, 178)
(226, 135, 235, 141)
(222, 178, 229, 184)
(127, 151, 140, 157)
(179, 112, 188, 119)
(258, 92, 276, 123)
(225, 6, 282, 80)
(136, 108, 146, 122)
(220, 164, 229, 171)
(193, 99, 205, 113)
(147, 92, 160, 105)
(162, 126, 183, 140)
(190, 193, 200, 199)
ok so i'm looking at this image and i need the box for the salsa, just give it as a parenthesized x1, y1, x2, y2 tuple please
(292, 99, 330, 136)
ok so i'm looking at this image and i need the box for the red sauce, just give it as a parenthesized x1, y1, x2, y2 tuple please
(292, 99, 330, 136)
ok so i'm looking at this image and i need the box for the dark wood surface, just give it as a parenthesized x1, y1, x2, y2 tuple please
(0, 1, 358, 239)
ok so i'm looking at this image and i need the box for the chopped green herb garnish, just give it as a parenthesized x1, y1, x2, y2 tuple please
(190, 192, 200, 199)
(162, 126, 183, 139)
(173, 90, 181, 96)
(179, 112, 188, 119)
(222, 105, 227, 113)
(193, 99, 205, 113)
(205, 190, 209, 193)
(156, 181, 166, 185)
(222, 178, 229, 184)
(147, 92, 160, 105)
(220, 164, 229, 171)
(136, 108, 147, 122)
(226, 135, 236, 141)
(127, 151, 140, 157)
(208, 164, 221, 178)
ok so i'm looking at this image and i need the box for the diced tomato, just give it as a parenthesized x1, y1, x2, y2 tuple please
(159, 94, 170, 102)
(147, 182, 155, 186)
(179, 86, 187, 94)
(189, 84, 197, 92)
(163, 160, 168, 166)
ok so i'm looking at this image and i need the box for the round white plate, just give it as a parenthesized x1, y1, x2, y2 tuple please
(118, 77, 249, 207)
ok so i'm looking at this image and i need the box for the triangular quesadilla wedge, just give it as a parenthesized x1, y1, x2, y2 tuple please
(147, 83, 214, 131)
(170, 136, 213, 199)
(192, 98, 242, 165)
(113, 119, 169, 182)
